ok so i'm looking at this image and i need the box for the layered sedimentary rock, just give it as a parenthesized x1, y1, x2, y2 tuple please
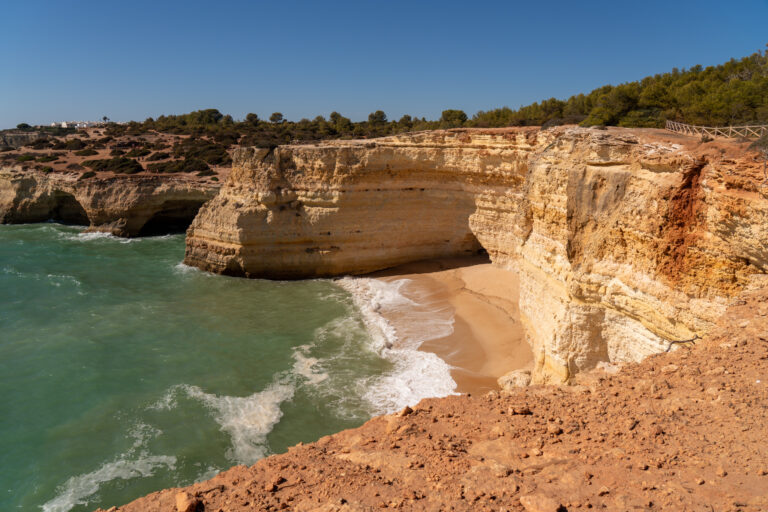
(186, 127, 768, 382)
(0, 131, 41, 149)
(0, 167, 218, 236)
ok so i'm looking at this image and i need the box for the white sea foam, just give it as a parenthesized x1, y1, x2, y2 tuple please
(41, 455, 176, 512)
(146, 388, 178, 411)
(46, 274, 82, 287)
(173, 261, 210, 276)
(42, 422, 173, 512)
(292, 345, 329, 385)
(335, 277, 458, 414)
(57, 231, 140, 243)
(180, 381, 294, 464)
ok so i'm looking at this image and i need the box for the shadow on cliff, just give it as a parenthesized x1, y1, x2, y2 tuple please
(50, 191, 89, 225)
(364, 250, 491, 278)
(137, 199, 209, 236)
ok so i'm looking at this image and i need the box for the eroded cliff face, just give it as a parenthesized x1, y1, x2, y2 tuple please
(185, 127, 768, 382)
(0, 167, 219, 236)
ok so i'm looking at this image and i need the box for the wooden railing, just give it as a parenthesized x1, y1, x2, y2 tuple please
(666, 120, 768, 139)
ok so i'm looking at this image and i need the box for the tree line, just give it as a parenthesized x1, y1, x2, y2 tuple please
(10, 50, 768, 145)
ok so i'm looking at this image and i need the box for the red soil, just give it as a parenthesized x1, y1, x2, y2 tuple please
(106, 282, 768, 512)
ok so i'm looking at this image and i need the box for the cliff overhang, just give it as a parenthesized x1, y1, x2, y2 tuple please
(183, 127, 768, 383)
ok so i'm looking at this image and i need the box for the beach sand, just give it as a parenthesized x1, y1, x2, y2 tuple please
(369, 256, 532, 394)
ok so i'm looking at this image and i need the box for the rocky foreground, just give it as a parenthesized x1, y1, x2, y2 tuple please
(108, 279, 768, 511)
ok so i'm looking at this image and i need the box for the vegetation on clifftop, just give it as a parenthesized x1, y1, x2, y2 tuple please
(93, 49, 768, 143)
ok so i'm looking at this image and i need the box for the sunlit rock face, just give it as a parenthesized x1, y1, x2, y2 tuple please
(0, 168, 218, 236)
(185, 127, 768, 382)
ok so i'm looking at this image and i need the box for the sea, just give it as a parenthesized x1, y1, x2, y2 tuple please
(0, 223, 456, 511)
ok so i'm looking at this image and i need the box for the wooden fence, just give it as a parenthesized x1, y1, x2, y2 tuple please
(666, 120, 768, 139)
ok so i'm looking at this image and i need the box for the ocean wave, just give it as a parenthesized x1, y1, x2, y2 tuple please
(173, 262, 211, 276)
(46, 274, 82, 287)
(41, 455, 176, 512)
(57, 231, 142, 244)
(42, 422, 173, 512)
(179, 381, 295, 464)
(292, 345, 329, 385)
(334, 277, 457, 414)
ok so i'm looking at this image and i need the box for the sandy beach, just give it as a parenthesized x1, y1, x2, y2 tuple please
(369, 256, 532, 394)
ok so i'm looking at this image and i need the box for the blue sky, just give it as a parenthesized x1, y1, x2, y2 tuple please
(1, 0, 767, 127)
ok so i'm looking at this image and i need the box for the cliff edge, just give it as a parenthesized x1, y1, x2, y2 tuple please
(0, 168, 219, 236)
(107, 278, 768, 512)
(185, 127, 768, 383)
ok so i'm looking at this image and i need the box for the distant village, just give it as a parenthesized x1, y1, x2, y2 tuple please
(49, 120, 104, 129)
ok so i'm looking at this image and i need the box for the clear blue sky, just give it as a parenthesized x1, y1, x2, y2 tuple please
(2, 0, 767, 128)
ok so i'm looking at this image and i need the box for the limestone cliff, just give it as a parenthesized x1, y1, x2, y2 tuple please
(0, 167, 219, 236)
(185, 127, 768, 382)
(0, 131, 41, 149)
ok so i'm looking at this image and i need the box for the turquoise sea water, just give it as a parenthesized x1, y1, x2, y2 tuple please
(0, 223, 407, 511)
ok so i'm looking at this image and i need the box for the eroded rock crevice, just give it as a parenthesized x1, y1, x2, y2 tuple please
(137, 199, 208, 236)
(0, 170, 219, 237)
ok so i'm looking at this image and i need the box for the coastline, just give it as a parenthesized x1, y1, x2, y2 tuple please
(367, 256, 532, 394)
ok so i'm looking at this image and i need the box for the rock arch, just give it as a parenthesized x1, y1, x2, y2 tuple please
(50, 191, 89, 225)
(138, 199, 209, 236)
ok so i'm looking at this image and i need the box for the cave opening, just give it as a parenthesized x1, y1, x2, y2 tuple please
(50, 191, 89, 225)
(137, 199, 207, 236)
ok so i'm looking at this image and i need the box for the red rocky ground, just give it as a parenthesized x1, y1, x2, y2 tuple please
(105, 282, 768, 512)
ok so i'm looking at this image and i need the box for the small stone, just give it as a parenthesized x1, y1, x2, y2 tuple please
(547, 423, 563, 435)
(661, 364, 679, 374)
(597, 486, 610, 496)
(530, 448, 542, 457)
(651, 425, 664, 436)
(498, 369, 532, 390)
(519, 493, 564, 512)
(717, 467, 727, 477)
(738, 320, 750, 328)
(175, 492, 200, 512)
(509, 405, 533, 415)
(398, 406, 413, 417)
(696, 478, 705, 485)
(759, 468, 768, 476)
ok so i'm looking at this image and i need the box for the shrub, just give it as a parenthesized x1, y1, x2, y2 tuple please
(146, 151, 170, 161)
(37, 155, 59, 162)
(81, 157, 143, 174)
(78, 171, 96, 180)
(172, 138, 230, 165)
(75, 149, 98, 156)
(66, 163, 85, 171)
(147, 158, 209, 174)
(109, 148, 125, 156)
(125, 148, 151, 158)
(16, 154, 35, 162)
(28, 140, 52, 150)
(196, 169, 215, 177)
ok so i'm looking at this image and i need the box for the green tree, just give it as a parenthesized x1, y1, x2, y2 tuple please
(368, 110, 387, 125)
(16, 123, 32, 131)
(440, 110, 468, 128)
(269, 112, 284, 124)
